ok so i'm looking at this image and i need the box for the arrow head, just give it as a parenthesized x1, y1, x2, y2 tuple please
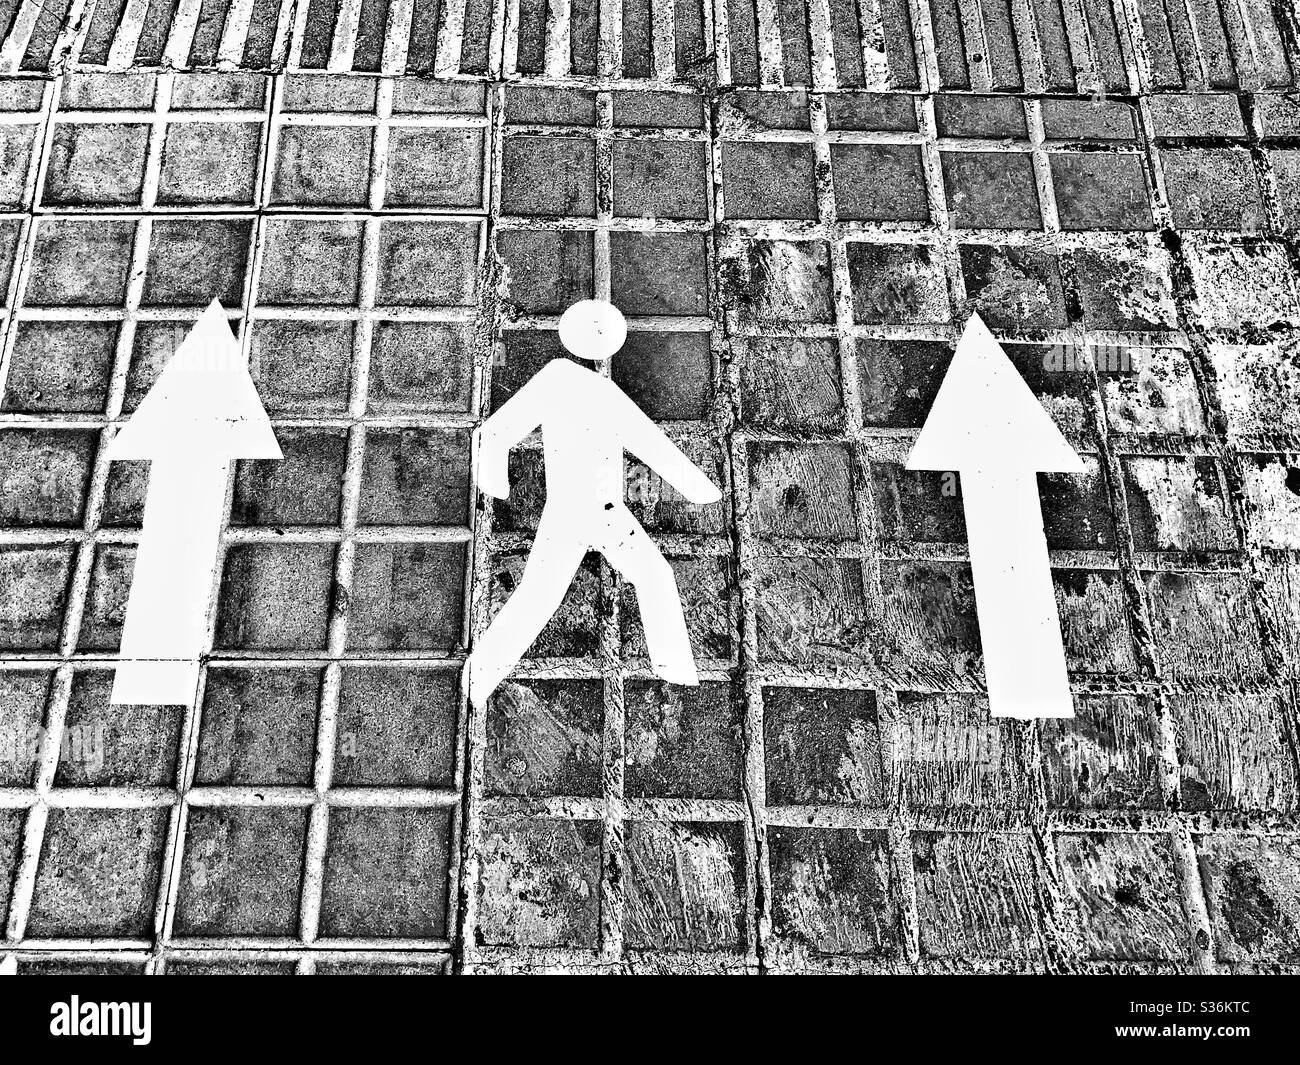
(906, 313, 1083, 474)
(109, 301, 281, 461)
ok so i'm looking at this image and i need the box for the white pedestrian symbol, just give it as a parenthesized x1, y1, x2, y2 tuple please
(467, 300, 722, 708)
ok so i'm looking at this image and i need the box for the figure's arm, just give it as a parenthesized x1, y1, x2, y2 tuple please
(474, 362, 561, 499)
(610, 385, 722, 505)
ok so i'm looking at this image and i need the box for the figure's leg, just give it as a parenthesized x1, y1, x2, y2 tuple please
(596, 508, 697, 686)
(468, 511, 587, 706)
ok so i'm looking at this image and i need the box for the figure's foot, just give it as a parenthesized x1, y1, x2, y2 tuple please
(465, 653, 497, 709)
(650, 658, 699, 687)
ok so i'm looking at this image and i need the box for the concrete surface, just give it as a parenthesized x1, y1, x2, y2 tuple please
(0, 0, 1298, 975)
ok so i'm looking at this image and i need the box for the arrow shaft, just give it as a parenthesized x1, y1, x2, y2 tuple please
(112, 457, 232, 705)
(961, 469, 1073, 719)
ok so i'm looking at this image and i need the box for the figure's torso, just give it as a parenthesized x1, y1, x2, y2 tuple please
(537, 364, 625, 510)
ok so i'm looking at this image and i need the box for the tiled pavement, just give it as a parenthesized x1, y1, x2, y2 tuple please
(0, 47, 1299, 976)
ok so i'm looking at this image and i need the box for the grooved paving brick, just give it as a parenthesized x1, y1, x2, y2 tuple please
(3, 322, 117, 413)
(57, 670, 183, 786)
(368, 321, 474, 412)
(174, 807, 308, 936)
(27, 808, 168, 937)
(195, 668, 322, 786)
(335, 670, 457, 785)
(320, 808, 451, 937)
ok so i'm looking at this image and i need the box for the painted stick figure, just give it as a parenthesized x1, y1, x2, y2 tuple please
(467, 300, 722, 708)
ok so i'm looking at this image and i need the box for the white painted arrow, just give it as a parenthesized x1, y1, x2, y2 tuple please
(907, 313, 1083, 719)
(108, 301, 280, 705)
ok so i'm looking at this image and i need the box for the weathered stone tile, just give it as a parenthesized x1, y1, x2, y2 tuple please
(764, 687, 882, 805)
(1197, 834, 1300, 964)
(755, 556, 868, 665)
(768, 827, 899, 959)
(0, 670, 50, 787)
(625, 680, 742, 800)
(347, 542, 466, 651)
(913, 833, 1051, 959)
(196, 668, 321, 787)
(623, 821, 745, 950)
(621, 555, 734, 661)
(748, 441, 858, 541)
(485, 679, 603, 797)
(1055, 832, 1190, 961)
(1040, 694, 1162, 808)
(232, 427, 347, 526)
(56, 670, 183, 787)
(1145, 571, 1269, 683)
(896, 692, 1016, 807)
(215, 544, 336, 651)
(1172, 689, 1298, 812)
(477, 818, 601, 948)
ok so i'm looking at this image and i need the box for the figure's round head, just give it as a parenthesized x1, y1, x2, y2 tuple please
(558, 300, 626, 362)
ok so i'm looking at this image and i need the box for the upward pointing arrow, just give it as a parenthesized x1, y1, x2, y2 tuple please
(108, 301, 280, 705)
(907, 313, 1083, 719)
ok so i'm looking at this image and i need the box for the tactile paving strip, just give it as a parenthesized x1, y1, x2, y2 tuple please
(2, 0, 1298, 90)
